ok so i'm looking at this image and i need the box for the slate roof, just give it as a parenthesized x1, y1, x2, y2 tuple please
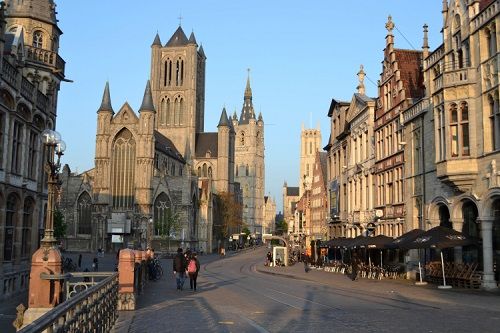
(98, 82, 113, 113)
(286, 187, 299, 197)
(154, 131, 185, 163)
(480, 0, 495, 10)
(165, 26, 189, 47)
(139, 80, 155, 113)
(195, 132, 218, 158)
(152, 33, 161, 46)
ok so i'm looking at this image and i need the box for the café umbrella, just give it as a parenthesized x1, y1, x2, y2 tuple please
(405, 226, 475, 289)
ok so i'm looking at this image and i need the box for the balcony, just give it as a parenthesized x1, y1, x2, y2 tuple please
(443, 68, 475, 88)
(436, 159, 479, 192)
(25, 45, 65, 76)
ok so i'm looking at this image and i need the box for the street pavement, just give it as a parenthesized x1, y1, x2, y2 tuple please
(112, 247, 500, 333)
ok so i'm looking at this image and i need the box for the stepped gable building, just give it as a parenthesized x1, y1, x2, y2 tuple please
(0, 0, 66, 300)
(310, 151, 328, 241)
(232, 74, 265, 237)
(373, 16, 424, 238)
(59, 26, 236, 254)
(402, 0, 500, 289)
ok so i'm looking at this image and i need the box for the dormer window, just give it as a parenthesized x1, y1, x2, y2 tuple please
(33, 31, 43, 48)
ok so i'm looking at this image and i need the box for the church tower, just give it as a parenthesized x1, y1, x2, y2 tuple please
(233, 72, 265, 236)
(149, 26, 206, 163)
(4, 0, 65, 107)
(299, 125, 321, 196)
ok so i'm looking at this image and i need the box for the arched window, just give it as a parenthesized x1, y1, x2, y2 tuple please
(111, 129, 136, 210)
(462, 201, 480, 265)
(489, 94, 500, 151)
(174, 97, 182, 126)
(246, 165, 249, 176)
(460, 102, 470, 156)
(166, 98, 173, 125)
(179, 98, 184, 125)
(197, 166, 201, 177)
(450, 103, 459, 157)
(154, 193, 172, 236)
(21, 198, 34, 258)
(4, 194, 18, 261)
(240, 132, 245, 146)
(202, 163, 207, 177)
(33, 31, 43, 48)
(175, 59, 181, 86)
(160, 98, 167, 126)
(77, 192, 92, 234)
(208, 166, 212, 178)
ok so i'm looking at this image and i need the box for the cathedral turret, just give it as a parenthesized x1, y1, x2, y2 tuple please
(152, 33, 162, 47)
(239, 71, 256, 124)
(98, 81, 114, 114)
(217, 107, 230, 192)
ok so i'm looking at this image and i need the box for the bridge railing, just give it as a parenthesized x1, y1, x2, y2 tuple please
(18, 272, 119, 333)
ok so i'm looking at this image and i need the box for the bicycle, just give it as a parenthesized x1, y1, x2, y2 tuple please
(149, 257, 163, 281)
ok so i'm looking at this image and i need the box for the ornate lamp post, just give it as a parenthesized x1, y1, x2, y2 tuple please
(23, 129, 66, 326)
(40, 129, 66, 248)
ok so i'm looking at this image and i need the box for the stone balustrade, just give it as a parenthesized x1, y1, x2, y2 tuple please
(472, 0, 499, 33)
(25, 45, 65, 74)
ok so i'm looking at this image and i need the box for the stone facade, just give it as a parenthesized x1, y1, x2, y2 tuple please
(282, 182, 299, 236)
(0, 0, 66, 300)
(59, 27, 238, 255)
(232, 75, 265, 237)
(262, 196, 276, 235)
(299, 126, 322, 197)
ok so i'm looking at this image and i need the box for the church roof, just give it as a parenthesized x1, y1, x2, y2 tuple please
(188, 31, 197, 44)
(154, 131, 185, 163)
(195, 133, 218, 158)
(165, 26, 189, 47)
(139, 80, 155, 113)
(152, 33, 162, 46)
(98, 82, 113, 113)
(218, 107, 230, 127)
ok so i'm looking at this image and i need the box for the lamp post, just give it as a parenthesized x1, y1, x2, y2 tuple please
(40, 129, 66, 248)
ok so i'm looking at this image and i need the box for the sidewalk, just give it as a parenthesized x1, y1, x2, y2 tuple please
(256, 262, 500, 311)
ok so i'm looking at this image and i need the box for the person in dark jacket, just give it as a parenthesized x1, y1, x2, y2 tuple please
(187, 252, 201, 291)
(173, 248, 187, 290)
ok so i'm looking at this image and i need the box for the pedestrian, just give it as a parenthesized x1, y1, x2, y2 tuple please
(173, 248, 187, 290)
(304, 255, 310, 273)
(220, 247, 225, 258)
(92, 257, 98, 272)
(351, 253, 360, 281)
(78, 253, 82, 269)
(266, 251, 272, 266)
(187, 252, 200, 291)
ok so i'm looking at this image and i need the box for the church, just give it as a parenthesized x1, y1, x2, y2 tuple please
(59, 25, 267, 253)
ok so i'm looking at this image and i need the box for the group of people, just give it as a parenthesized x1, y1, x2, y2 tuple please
(173, 248, 200, 291)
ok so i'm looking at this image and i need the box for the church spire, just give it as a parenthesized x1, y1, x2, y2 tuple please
(139, 80, 155, 113)
(239, 69, 256, 124)
(98, 82, 113, 113)
(244, 68, 252, 99)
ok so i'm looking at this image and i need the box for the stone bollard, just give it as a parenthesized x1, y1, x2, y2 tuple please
(22, 246, 63, 327)
(118, 248, 135, 310)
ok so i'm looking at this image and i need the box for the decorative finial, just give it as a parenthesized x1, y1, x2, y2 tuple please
(423, 24, 429, 50)
(357, 65, 366, 95)
(178, 13, 183, 26)
(386, 15, 394, 34)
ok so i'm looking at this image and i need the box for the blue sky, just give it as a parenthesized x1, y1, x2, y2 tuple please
(56, 1, 443, 212)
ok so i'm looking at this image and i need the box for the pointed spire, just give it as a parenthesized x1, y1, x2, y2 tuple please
(198, 44, 206, 58)
(218, 107, 229, 127)
(188, 31, 197, 44)
(233, 110, 238, 120)
(165, 26, 189, 47)
(258, 112, 263, 122)
(152, 32, 162, 47)
(245, 68, 252, 99)
(357, 65, 366, 95)
(98, 81, 113, 113)
(139, 80, 156, 113)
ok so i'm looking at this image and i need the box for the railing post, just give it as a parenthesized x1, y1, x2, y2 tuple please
(21, 247, 63, 329)
(117, 249, 136, 310)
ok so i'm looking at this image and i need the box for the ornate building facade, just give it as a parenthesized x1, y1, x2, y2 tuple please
(0, 0, 66, 299)
(232, 75, 265, 237)
(402, 0, 500, 289)
(59, 26, 237, 254)
(299, 125, 322, 196)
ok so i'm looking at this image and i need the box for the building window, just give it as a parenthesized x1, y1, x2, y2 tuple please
(27, 131, 38, 179)
(111, 129, 136, 210)
(460, 102, 470, 156)
(11, 121, 23, 174)
(21, 198, 34, 258)
(4, 194, 18, 261)
(437, 107, 445, 160)
(490, 94, 500, 151)
(0, 113, 4, 169)
(77, 192, 92, 234)
(154, 192, 172, 236)
(450, 103, 459, 157)
(33, 31, 43, 48)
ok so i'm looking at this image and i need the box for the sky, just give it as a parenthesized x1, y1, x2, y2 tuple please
(56, 1, 443, 213)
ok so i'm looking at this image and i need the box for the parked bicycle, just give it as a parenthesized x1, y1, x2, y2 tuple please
(148, 257, 163, 281)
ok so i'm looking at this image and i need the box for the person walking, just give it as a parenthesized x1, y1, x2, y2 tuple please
(173, 248, 187, 290)
(92, 257, 99, 272)
(187, 252, 200, 291)
(351, 253, 360, 281)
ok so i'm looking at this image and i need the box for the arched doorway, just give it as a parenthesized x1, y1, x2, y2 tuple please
(438, 204, 453, 261)
(492, 197, 500, 283)
(462, 200, 481, 267)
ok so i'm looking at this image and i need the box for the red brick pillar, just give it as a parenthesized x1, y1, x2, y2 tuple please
(22, 247, 63, 326)
(118, 249, 136, 310)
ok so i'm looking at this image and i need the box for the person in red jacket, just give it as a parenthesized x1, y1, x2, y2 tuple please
(187, 252, 201, 291)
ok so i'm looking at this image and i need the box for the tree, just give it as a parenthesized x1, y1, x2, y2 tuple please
(215, 192, 243, 243)
(275, 218, 288, 236)
(53, 209, 67, 240)
(155, 208, 181, 251)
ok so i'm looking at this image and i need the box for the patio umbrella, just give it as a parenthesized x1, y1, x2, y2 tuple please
(388, 229, 425, 249)
(405, 226, 475, 289)
(353, 235, 393, 249)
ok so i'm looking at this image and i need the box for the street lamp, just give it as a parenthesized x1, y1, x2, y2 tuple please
(40, 129, 65, 248)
